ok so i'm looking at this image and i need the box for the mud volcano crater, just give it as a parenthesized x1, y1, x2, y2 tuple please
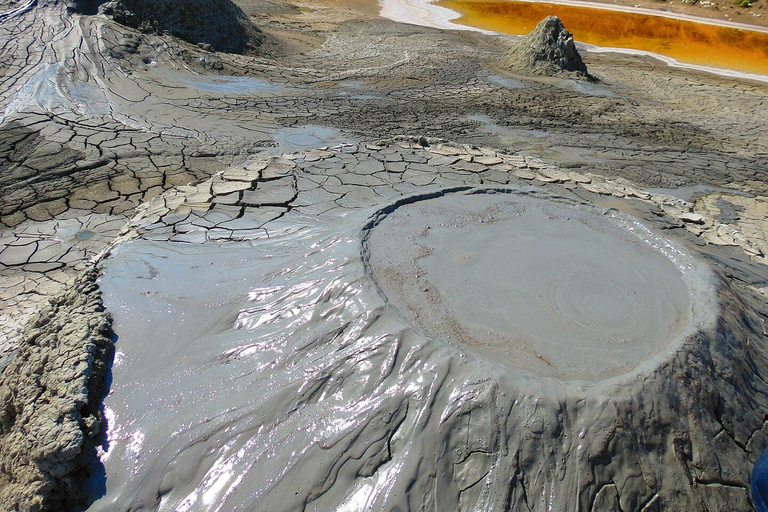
(65, 143, 768, 511)
(363, 187, 717, 383)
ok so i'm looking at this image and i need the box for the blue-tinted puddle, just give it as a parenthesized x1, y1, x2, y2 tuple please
(164, 71, 289, 94)
(487, 74, 526, 90)
(335, 79, 381, 100)
(469, 114, 549, 138)
(567, 80, 619, 98)
(646, 184, 754, 201)
(271, 125, 358, 153)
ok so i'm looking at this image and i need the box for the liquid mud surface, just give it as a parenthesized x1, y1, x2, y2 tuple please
(364, 189, 713, 381)
(92, 205, 457, 511)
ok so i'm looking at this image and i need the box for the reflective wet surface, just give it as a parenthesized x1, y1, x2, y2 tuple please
(271, 125, 358, 152)
(91, 179, 717, 510)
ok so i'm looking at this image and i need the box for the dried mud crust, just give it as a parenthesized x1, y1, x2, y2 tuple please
(0, 1, 764, 236)
(0, 268, 113, 512)
(1, 1, 765, 230)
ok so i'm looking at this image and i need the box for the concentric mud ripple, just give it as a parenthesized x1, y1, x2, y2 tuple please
(363, 188, 717, 382)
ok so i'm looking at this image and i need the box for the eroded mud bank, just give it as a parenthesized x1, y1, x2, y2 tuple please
(0, 269, 113, 511)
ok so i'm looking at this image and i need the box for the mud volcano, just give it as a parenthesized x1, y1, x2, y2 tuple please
(363, 188, 714, 383)
(85, 142, 768, 512)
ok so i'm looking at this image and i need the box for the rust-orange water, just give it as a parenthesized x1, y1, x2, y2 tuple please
(437, 0, 768, 75)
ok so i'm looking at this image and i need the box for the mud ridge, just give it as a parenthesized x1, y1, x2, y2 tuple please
(0, 268, 114, 512)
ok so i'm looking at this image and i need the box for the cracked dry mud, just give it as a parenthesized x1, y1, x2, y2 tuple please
(0, 0, 767, 510)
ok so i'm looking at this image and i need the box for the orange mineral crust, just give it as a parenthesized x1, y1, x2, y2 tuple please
(438, 0, 768, 75)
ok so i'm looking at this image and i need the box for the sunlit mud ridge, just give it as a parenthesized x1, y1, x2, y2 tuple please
(85, 139, 768, 511)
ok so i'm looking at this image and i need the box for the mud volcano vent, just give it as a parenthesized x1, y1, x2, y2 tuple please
(363, 188, 716, 383)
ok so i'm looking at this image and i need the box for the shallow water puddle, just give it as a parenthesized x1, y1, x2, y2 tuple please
(271, 125, 358, 152)
(645, 183, 754, 201)
(167, 74, 287, 93)
(486, 73, 526, 89)
(438, 0, 768, 75)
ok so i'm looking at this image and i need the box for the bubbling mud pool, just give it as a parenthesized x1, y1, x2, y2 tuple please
(90, 182, 723, 511)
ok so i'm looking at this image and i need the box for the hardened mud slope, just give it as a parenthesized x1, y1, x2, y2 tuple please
(499, 15, 590, 78)
(99, 0, 264, 53)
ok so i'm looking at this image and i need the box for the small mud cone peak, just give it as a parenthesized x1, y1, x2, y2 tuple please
(500, 15, 589, 77)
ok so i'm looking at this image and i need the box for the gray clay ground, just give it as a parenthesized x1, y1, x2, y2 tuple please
(0, 0, 768, 510)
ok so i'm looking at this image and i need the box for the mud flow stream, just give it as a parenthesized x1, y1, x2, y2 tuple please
(438, 0, 768, 75)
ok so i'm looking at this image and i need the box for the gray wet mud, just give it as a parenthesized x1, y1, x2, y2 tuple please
(486, 74, 526, 90)
(645, 184, 754, 202)
(1, 0, 768, 509)
(271, 124, 358, 153)
(160, 70, 291, 94)
(83, 140, 768, 511)
(94, 213, 396, 511)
